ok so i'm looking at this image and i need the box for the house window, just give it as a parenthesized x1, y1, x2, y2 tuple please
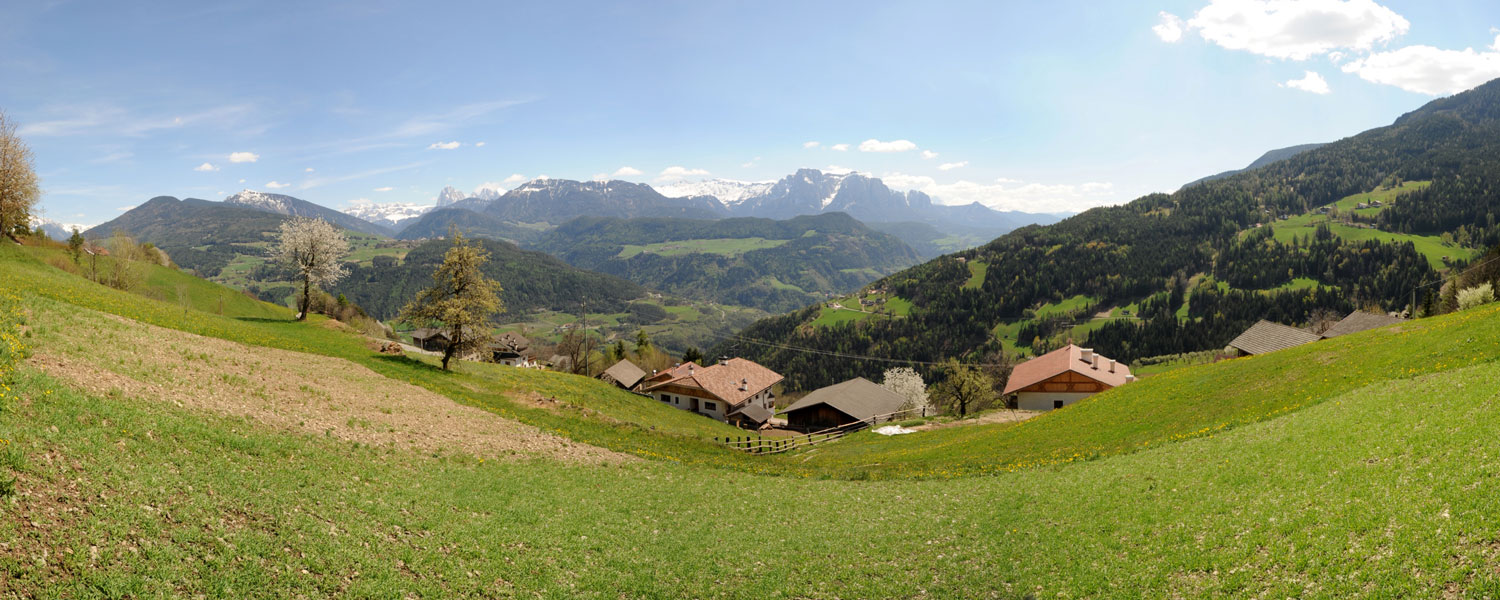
(703, 401, 716, 412)
(1053, 400, 1064, 409)
(662, 395, 672, 403)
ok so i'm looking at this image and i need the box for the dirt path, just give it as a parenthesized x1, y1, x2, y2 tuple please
(28, 310, 629, 464)
(911, 409, 1042, 431)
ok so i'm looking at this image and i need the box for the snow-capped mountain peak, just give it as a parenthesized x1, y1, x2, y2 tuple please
(656, 178, 775, 206)
(436, 186, 468, 207)
(342, 200, 434, 226)
(224, 189, 291, 214)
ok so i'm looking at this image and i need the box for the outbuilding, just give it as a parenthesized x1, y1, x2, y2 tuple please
(781, 377, 910, 431)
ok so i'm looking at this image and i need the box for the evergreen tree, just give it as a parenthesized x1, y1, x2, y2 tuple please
(681, 347, 704, 364)
(66, 227, 84, 265)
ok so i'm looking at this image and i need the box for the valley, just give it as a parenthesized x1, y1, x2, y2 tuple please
(8, 4, 1500, 596)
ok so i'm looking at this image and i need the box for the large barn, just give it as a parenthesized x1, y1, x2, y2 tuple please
(781, 377, 909, 432)
(640, 359, 783, 429)
(1002, 345, 1134, 411)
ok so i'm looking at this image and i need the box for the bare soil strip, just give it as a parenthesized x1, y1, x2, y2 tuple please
(29, 311, 629, 464)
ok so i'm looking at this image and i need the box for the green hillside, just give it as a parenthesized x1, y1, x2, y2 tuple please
(532, 212, 923, 313)
(721, 78, 1500, 391)
(6, 242, 1500, 596)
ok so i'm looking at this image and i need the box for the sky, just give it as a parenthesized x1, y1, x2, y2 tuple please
(5, 0, 1500, 228)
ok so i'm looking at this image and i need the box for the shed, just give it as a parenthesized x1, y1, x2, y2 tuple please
(410, 328, 450, 352)
(1227, 320, 1321, 356)
(782, 377, 909, 431)
(600, 359, 647, 391)
(1321, 311, 1406, 339)
(1002, 345, 1134, 411)
(726, 404, 774, 429)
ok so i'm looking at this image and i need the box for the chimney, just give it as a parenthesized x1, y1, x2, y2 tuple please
(1125, 375, 1137, 383)
(1080, 348, 1094, 365)
(1108, 359, 1116, 373)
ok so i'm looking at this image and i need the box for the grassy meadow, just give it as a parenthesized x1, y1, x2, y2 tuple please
(6, 241, 1500, 596)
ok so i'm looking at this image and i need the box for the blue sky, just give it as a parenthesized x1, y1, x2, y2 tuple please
(5, 0, 1499, 227)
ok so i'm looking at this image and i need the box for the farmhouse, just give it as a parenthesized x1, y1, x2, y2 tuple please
(1320, 311, 1406, 339)
(1227, 320, 1321, 356)
(1002, 345, 1134, 411)
(599, 359, 647, 391)
(781, 377, 909, 431)
(641, 359, 783, 428)
(487, 332, 533, 366)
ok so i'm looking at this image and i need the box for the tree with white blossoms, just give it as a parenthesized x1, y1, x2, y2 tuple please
(882, 366, 930, 414)
(1457, 283, 1495, 311)
(271, 217, 349, 321)
(0, 110, 41, 242)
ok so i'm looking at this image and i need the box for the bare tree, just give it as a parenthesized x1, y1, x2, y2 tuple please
(104, 231, 145, 291)
(1304, 308, 1342, 336)
(270, 217, 349, 321)
(0, 110, 41, 242)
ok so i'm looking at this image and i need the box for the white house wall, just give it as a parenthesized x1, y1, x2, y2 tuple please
(1018, 392, 1096, 411)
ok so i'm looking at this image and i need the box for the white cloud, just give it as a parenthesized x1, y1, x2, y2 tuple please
(1184, 0, 1410, 60)
(115, 205, 136, 212)
(301, 162, 429, 190)
(656, 166, 710, 182)
(592, 173, 609, 181)
(938, 161, 969, 171)
(265, 181, 290, 189)
(1154, 11, 1185, 42)
(476, 182, 507, 194)
(613, 166, 643, 176)
(238, 178, 246, 183)
(803, 141, 821, 148)
(427, 141, 461, 150)
(18, 103, 257, 137)
(193, 162, 219, 172)
(1282, 70, 1333, 94)
(921, 150, 939, 159)
(995, 177, 1023, 184)
(882, 173, 1117, 213)
(229, 151, 259, 163)
(830, 143, 850, 151)
(858, 138, 917, 153)
(304, 167, 315, 172)
(475, 141, 486, 147)
(373, 186, 394, 192)
(823, 165, 855, 175)
(502, 174, 527, 185)
(1341, 37, 1500, 95)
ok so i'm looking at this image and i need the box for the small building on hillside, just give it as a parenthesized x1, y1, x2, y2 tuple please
(781, 377, 910, 431)
(1002, 345, 1134, 411)
(640, 359, 783, 429)
(487, 332, 532, 366)
(1320, 311, 1406, 339)
(1227, 320, 1321, 356)
(599, 359, 647, 391)
(410, 328, 450, 352)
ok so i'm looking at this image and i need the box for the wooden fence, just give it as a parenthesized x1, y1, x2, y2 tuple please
(715, 407, 928, 455)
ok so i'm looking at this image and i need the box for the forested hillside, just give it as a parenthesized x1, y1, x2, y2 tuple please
(718, 78, 1500, 392)
(331, 237, 645, 320)
(83, 196, 290, 278)
(532, 212, 921, 312)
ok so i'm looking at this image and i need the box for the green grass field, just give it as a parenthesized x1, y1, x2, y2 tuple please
(616, 237, 790, 259)
(1262, 182, 1474, 270)
(961, 260, 987, 290)
(7, 241, 1500, 596)
(809, 291, 912, 328)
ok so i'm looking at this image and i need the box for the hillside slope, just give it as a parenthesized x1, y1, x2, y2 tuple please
(6, 242, 1500, 596)
(532, 212, 922, 312)
(721, 77, 1500, 391)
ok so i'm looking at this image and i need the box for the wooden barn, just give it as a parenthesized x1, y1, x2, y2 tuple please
(781, 377, 909, 431)
(1002, 345, 1134, 411)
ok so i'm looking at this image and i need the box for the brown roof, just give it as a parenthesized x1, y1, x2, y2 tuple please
(1002, 345, 1133, 395)
(782, 377, 909, 422)
(492, 332, 530, 352)
(600, 359, 647, 389)
(1321, 311, 1406, 339)
(1227, 320, 1321, 355)
(727, 403, 774, 424)
(643, 358, 782, 406)
(411, 327, 447, 342)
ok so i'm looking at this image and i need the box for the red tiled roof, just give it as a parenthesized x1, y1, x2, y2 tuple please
(1002, 344, 1133, 395)
(643, 358, 782, 405)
